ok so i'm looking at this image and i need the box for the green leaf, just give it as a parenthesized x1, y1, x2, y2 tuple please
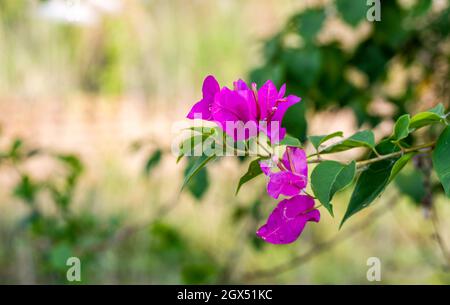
(373, 1, 410, 49)
(177, 128, 217, 162)
(295, 8, 326, 43)
(332, 161, 357, 194)
(182, 154, 216, 193)
(184, 126, 217, 134)
(320, 130, 375, 154)
(177, 126, 218, 163)
(181, 262, 217, 284)
(250, 63, 285, 88)
(340, 141, 400, 228)
(283, 102, 308, 143)
(235, 158, 263, 195)
(389, 152, 415, 182)
(351, 43, 390, 82)
(57, 154, 84, 175)
(336, 0, 367, 27)
(308, 131, 344, 151)
(433, 126, 450, 197)
(184, 158, 209, 200)
(8, 138, 25, 161)
(278, 135, 302, 147)
(429, 103, 446, 116)
(283, 47, 322, 88)
(395, 166, 426, 204)
(49, 243, 72, 271)
(409, 103, 446, 130)
(392, 114, 411, 141)
(144, 149, 162, 175)
(179, 135, 206, 157)
(311, 160, 356, 216)
(410, 0, 432, 17)
(13, 175, 39, 204)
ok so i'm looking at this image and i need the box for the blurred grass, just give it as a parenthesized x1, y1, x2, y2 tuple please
(0, 0, 449, 284)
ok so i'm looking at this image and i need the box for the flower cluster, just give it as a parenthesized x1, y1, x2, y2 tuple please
(257, 147, 319, 244)
(187, 75, 300, 143)
(186, 75, 320, 244)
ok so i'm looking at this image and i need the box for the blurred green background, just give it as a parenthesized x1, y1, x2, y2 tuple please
(0, 0, 449, 284)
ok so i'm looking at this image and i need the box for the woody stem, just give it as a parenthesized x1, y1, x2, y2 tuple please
(307, 141, 436, 168)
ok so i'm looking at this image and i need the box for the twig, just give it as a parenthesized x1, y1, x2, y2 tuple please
(242, 198, 396, 282)
(308, 142, 436, 168)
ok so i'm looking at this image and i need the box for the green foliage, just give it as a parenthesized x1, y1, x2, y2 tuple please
(250, 0, 448, 142)
(294, 8, 326, 43)
(336, 0, 367, 27)
(144, 149, 162, 175)
(149, 221, 221, 284)
(311, 160, 356, 216)
(283, 47, 322, 88)
(183, 155, 214, 199)
(14, 175, 39, 205)
(319, 130, 375, 154)
(281, 103, 308, 142)
(340, 140, 400, 227)
(181, 263, 218, 284)
(395, 165, 426, 204)
(392, 114, 411, 142)
(308, 131, 343, 151)
(433, 126, 450, 197)
(409, 104, 447, 130)
(235, 158, 264, 195)
(278, 135, 303, 148)
(178, 127, 217, 162)
(410, 0, 432, 17)
(0, 135, 120, 282)
(389, 153, 415, 182)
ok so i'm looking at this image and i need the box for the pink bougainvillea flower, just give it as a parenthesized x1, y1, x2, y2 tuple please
(186, 75, 220, 120)
(256, 80, 301, 143)
(211, 86, 259, 141)
(186, 76, 301, 142)
(259, 146, 308, 199)
(256, 195, 320, 244)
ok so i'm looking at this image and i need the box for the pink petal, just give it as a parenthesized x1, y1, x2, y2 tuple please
(281, 147, 308, 178)
(267, 171, 307, 199)
(278, 83, 286, 99)
(259, 123, 286, 144)
(187, 98, 213, 120)
(233, 79, 249, 91)
(259, 160, 272, 176)
(259, 156, 278, 176)
(256, 195, 320, 244)
(202, 75, 220, 101)
(187, 75, 220, 120)
(236, 89, 258, 121)
(258, 80, 278, 120)
(211, 87, 258, 141)
(270, 95, 301, 123)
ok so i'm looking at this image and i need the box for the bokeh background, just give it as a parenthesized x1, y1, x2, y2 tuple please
(0, 0, 449, 284)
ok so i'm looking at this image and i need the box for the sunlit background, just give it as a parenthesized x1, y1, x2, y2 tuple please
(0, 0, 449, 284)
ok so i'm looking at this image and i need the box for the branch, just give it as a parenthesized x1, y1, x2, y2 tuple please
(308, 142, 436, 167)
(241, 198, 396, 282)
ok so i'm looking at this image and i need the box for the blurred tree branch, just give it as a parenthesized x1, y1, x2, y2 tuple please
(430, 205, 450, 270)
